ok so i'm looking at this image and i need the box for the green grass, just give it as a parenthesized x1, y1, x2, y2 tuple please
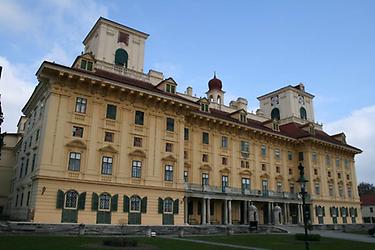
(1, 234, 374, 250)
(344, 230, 369, 235)
(189, 234, 375, 250)
(0, 235, 237, 250)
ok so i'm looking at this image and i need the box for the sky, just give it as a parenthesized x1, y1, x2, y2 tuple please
(0, 0, 374, 183)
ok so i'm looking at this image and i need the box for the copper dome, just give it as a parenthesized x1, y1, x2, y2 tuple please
(208, 73, 222, 91)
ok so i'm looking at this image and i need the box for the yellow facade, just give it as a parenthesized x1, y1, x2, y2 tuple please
(6, 17, 362, 226)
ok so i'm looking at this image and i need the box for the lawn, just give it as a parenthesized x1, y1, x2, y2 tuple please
(0, 234, 374, 250)
(0, 235, 237, 250)
(190, 234, 375, 250)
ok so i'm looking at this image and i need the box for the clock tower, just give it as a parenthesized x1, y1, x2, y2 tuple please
(82, 17, 149, 73)
(257, 83, 315, 124)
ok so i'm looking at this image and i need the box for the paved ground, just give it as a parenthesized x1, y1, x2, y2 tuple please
(171, 237, 269, 250)
(279, 225, 375, 244)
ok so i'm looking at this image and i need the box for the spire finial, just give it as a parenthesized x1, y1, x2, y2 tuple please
(214, 71, 216, 79)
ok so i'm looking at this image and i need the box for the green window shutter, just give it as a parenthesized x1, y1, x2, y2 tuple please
(78, 192, 86, 210)
(123, 195, 130, 212)
(141, 197, 147, 213)
(56, 190, 64, 209)
(315, 206, 318, 216)
(354, 208, 358, 217)
(173, 199, 179, 214)
(158, 198, 164, 214)
(322, 207, 325, 217)
(92, 192, 98, 211)
(111, 194, 118, 212)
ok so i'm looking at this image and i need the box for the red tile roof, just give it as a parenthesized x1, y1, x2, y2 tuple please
(38, 61, 362, 153)
(360, 194, 375, 205)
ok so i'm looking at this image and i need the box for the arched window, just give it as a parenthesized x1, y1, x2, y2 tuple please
(300, 107, 307, 120)
(130, 195, 141, 212)
(271, 108, 280, 121)
(209, 95, 214, 103)
(99, 193, 111, 211)
(217, 96, 221, 105)
(65, 190, 78, 209)
(114, 48, 128, 67)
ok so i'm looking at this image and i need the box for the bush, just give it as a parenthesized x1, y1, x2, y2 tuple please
(295, 233, 321, 241)
(368, 226, 375, 236)
(102, 238, 138, 247)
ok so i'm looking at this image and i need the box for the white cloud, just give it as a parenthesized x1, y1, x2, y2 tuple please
(0, 0, 39, 32)
(0, 57, 35, 133)
(325, 106, 375, 183)
(41, 44, 71, 66)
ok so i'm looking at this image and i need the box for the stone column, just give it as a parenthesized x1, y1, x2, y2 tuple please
(228, 200, 232, 225)
(202, 198, 206, 225)
(224, 200, 228, 224)
(207, 198, 211, 225)
(268, 202, 272, 224)
(298, 204, 303, 224)
(283, 203, 287, 224)
(243, 201, 248, 224)
(184, 196, 188, 224)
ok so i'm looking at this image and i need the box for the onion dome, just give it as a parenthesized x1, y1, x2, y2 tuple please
(208, 73, 222, 91)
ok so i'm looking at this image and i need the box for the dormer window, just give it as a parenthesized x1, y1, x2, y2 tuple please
(80, 59, 93, 71)
(240, 114, 247, 122)
(165, 84, 176, 94)
(200, 103, 209, 112)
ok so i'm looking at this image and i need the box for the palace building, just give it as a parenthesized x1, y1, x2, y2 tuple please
(5, 17, 362, 225)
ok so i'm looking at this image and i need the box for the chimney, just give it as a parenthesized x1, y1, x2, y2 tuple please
(186, 86, 193, 96)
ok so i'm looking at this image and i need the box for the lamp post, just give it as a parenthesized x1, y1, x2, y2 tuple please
(297, 162, 309, 250)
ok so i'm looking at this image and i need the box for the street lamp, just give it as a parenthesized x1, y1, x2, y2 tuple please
(297, 162, 310, 250)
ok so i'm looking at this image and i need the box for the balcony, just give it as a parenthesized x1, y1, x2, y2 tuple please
(185, 183, 301, 200)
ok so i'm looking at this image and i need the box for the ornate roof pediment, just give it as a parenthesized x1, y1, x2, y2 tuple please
(239, 169, 252, 176)
(260, 173, 270, 179)
(99, 145, 118, 153)
(200, 164, 212, 171)
(162, 154, 177, 162)
(65, 139, 87, 149)
(275, 174, 284, 180)
(219, 167, 231, 174)
(128, 149, 146, 158)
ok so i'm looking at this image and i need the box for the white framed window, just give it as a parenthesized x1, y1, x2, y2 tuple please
(184, 171, 188, 182)
(221, 136, 228, 149)
(164, 165, 173, 181)
(261, 145, 267, 157)
(99, 193, 111, 211)
(101, 156, 113, 175)
(163, 198, 173, 214)
(276, 182, 282, 193)
(130, 195, 141, 212)
(202, 173, 209, 186)
(68, 152, 81, 171)
(275, 148, 281, 159)
(75, 97, 87, 113)
(131, 160, 142, 178)
(64, 190, 78, 209)
(242, 178, 250, 191)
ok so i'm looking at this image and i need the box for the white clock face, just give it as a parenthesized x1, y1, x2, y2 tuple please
(271, 95, 279, 106)
(298, 95, 305, 105)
